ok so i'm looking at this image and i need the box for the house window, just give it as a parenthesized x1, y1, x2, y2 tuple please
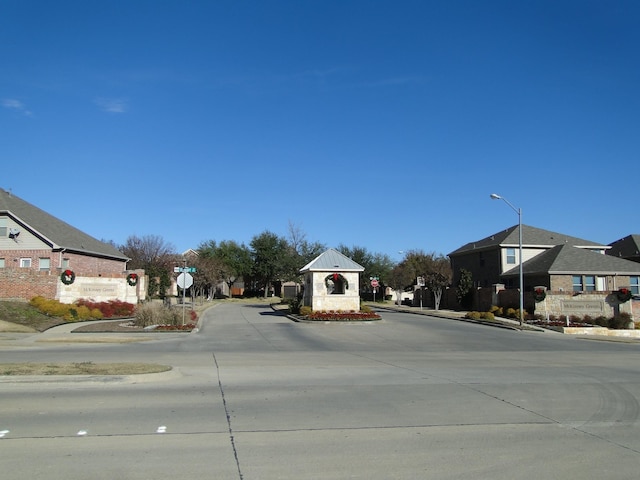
(584, 275, 596, 291)
(62, 258, 70, 269)
(506, 248, 516, 265)
(0, 218, 6, 237)
(630, 276, 639, 295)
(0, 258, 5, 268)
(20, 258, 32, 268)
(572, 275, 583, 292)
(39, 258, 51, 271)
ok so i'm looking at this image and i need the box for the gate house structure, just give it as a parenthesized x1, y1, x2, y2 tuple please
(300, 248, 364, 312)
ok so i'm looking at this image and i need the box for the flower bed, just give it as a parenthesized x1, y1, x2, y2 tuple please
(154, 323, 197, 331)
(304, 311, 381, 322)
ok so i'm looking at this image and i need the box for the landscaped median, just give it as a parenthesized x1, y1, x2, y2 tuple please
(0, 362, 172, 376)
(275, 300, 381, 322)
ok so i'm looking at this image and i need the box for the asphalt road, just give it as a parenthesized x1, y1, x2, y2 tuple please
(2, 303, 640, 479)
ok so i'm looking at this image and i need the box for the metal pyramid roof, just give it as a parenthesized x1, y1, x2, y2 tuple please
(299, 248, 365, 273)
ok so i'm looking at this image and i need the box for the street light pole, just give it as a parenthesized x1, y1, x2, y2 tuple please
(490, 193, 524, 326)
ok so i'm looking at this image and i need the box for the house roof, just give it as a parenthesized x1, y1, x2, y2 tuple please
(502, 244, 640, 277)
(300, 248, 365, 273)
(0, 188, 128, 261)
(448, 224, 607, 256)
(608, 234, 640, 260)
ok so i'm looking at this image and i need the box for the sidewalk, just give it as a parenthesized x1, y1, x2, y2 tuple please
(366, 302, 528, 330)
(0, 319, 185, 347)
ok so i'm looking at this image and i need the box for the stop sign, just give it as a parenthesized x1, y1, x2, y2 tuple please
(177, 272, 193, 289)
(370, 279, 379, 288)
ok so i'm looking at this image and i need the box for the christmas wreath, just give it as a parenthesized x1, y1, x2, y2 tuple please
(60, 269, 75, 285)
(533, 287, 546, 302)
(325, 273, 349, 290)
(127, 273, 138, 286)
(616, 288, 632, 303)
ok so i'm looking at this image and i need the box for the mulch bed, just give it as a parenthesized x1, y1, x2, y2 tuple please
(71, 320, 196, 333)
(72, 321, 148, 333)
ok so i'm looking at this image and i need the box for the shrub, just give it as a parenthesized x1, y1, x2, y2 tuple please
(593, 316, 609, 327)
(285, 294, 304, 314)
(29, 297, 96, 322)
(480, 311, 495, 321)
(489, 305, 503, 316)
(609, 312, 632, 330)
(505, 308, 517, 318)
(569, 315, 582, 325)
(299, 306, 312, 316)
(133, 302, 158, 327)
(75, 299, 135, 318)
(465, 311, 481, 320)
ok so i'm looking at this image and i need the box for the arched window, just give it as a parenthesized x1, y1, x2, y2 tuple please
(325, 273, 348, 295)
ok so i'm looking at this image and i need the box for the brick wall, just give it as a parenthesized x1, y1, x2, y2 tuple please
(0, 249, 139, 302)
(0, 268, 58, 300)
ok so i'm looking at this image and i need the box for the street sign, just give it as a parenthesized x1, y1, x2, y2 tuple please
(370, 279, 379, 288)
(417, 276, 425, 287)
(174, 267, 197, 273)
(177, 272, 193, 289)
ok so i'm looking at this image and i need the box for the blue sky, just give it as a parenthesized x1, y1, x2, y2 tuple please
(2, 0, 638, 259)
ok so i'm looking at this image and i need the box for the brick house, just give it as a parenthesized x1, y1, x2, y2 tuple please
(0, 188, 143, 303)
(608, 235, 640, 263)
(448, 224, 640, 319)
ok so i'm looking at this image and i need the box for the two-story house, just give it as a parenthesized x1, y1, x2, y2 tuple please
(0, 188, 142, 303)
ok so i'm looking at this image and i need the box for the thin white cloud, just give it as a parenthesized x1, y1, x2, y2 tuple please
(2, 98, 32, 116)
(94, 97, 128, 113)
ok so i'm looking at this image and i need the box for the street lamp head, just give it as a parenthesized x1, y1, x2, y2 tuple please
(489, 193, 502, 200)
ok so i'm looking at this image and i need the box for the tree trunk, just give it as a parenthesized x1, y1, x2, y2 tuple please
(433, 288, 442, 310)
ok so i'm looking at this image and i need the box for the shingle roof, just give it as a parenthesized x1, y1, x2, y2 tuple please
(300, 248, 365, 273)
(502, 244, 640, 277)
(0, 188, 128, 261)
(449, 224, 607, 256)
(608, 234, 640, 260)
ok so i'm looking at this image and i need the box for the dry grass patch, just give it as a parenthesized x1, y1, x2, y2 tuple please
(0, 362, 171, 376)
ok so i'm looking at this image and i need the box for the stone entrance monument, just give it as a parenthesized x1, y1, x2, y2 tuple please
(299, 248, 364, 312)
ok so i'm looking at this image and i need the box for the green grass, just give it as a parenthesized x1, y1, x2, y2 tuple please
(0, 300, 65, 332)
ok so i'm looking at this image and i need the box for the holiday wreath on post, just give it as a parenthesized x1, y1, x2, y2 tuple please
(325, 273, 349, 290)
(616, 288, 632, 303)
(60, 269, 75, 285)
(127, 273, 138, 286)
(533, 287, 546, 302)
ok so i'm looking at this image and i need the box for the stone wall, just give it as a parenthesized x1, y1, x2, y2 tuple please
(303, 271, 361, 312)
(533, 292, 633, 320)
(57, 274, 144, 304)
(0, 266, 145, 304)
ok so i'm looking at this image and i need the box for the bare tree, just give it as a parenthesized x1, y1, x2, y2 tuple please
(120, 235, 177, 298)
